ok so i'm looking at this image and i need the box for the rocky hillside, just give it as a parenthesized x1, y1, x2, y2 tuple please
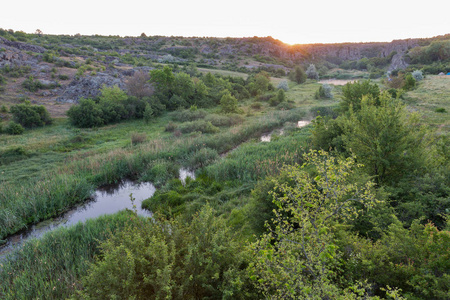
(1, 30, 449, 117)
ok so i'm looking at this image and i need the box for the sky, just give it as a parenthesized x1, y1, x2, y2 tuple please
(2, 0, 449, 45)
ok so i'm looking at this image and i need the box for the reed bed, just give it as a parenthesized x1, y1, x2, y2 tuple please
(0, 211, 136, 300)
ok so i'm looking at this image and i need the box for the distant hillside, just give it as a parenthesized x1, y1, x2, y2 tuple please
(1, 28, 449, 113)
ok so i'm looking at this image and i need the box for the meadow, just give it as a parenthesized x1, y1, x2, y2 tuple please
(1, 69, 449, 299)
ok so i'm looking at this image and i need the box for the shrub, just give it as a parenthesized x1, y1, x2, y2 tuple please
(250, 102, 262, 110)
(67, 98, 104, 128)
(276, 102, 295, 110)
(0, 105, 8, 113)
(412, 70, 423, 81)
(188, 147, 219, 169)
(315, 84, 333, 99)
(277, 80, 289, 91)
(435, 107, 447, 113)
(178, 120, 219, 134)
(165, 121, 178, 132)
(131, 132, 146, 145)
(5, 121, 24, 135)
(10, 102, 52, 128)
(403, 74, 416, 91)
(22, 76, 43, 92)
(143, 103, 153, 124)
(0, 74, 6, 84)
(58, 74, 69, 80)
(306, 64, 319, 80)
(220, 91, 239, 114)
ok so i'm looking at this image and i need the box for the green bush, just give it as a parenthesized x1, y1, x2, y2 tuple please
(10, 102, 52, 128)
(178, 120, 219, 134)
(435, 107, 447, 113)
(67, 98, 104, 128)
(187, 147, 219, 169)
(5, 121, 24, 135)
(220, 91, 239, 114)
(21, 76, 43, 92)
(58, 74, 69, 80)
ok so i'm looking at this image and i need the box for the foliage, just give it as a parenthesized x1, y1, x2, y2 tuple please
(21, 76, 43, 92)
(306, 64, 319, 80)
(341, 93, 426, 184)
(249, 150, 377, 299)
(402, 74, 416, 91)
(143, 103, 154, 124)
(4, 121, 24, 135)
(77, 206, 250, 299)
(341, 80, 380, 112)
(220, 90, 239, 114)
(342, 220, 450, 299)
(411, 70, 423, 81)
(0, 212, 133, 300)
(67, 98, 104, 128)
(277, 80, 289, 91)
(314, 84, 333, 99)
(10, 102, 52, 128)
(290, 66, 306, 84)
(126, 70, 154, 98)
(178, 120, 219, 134)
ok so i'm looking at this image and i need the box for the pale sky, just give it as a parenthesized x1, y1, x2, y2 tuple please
(2, 0, 449, 44)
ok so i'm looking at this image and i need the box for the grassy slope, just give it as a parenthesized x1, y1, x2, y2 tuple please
(403, 75, 450, 135)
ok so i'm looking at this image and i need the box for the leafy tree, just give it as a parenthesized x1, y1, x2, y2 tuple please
(220, 90, 239, 114)
(173, 72, 195, 105)
(99, 85, 128, 103)
(249, 150, 378, 299)
(341, 93, 426, 185)
(150, 66, 175, 100)
(292, 66, 306, 84)
(340, 80, 380, 112)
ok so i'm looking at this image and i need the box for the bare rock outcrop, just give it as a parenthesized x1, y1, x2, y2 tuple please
(56, 72, 125, 103)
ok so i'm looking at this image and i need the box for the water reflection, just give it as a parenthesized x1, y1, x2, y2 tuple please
(0, 180, 155, 258)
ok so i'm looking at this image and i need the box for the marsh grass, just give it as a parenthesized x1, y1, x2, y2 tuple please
(0, 211, 135, 300)
(0, 107, 307, 239)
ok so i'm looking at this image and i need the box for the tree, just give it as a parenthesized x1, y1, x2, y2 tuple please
(149, 66, 175, 100)
(126, 71, 154, 99)
(341, 93, 426, 185)
(306, 64, 319, 80)
(292, 66, 306, 84)
(220, 90, 239, 114)
(340, 80, 380, 112)
(143, 103, 154, 124)
(249, 150, 378, 299)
